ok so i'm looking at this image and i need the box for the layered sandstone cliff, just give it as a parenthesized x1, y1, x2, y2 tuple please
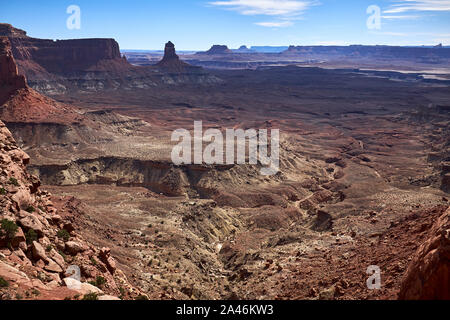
(1, 24, 124, 74)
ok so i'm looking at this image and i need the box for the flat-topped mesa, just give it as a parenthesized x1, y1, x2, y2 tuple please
(205, 45, 232, 55)
(156, 41, 189, 71)
(0, 23, 126, 74)
(0, 37, 27, 102)
(283, 44, 450, 60)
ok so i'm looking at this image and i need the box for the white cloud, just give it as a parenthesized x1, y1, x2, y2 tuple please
(208, 0, 317, 27)
(381, 15, 420, 20)
(384, 0, 450, 14)
(255, 21, 294, 27)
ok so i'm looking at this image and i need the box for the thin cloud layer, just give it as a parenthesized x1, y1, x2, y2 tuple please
(208, 0, 316, 27)
(385, 0, 450, 14)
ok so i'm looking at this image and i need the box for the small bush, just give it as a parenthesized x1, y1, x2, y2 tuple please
(119, 287, 126, 299)
(89, 276, 106, 288)
(0, 187, 6, 195)
(0, 219, 18, 240)
(90, 257, 97, 265)
(135, 295, 148, 300)
(8, 177, 19, 187)
(25, 205, 35, 213)
(25, 229, 37, 245)
(0, 277, 9, 287)
(57, 229, 70, 241)
(82, 293, 98, 300)
(46, 245, 53, 252)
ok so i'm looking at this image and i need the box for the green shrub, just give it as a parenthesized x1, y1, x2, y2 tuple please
(57, 229, 70, 241)
(46, 245, 53, 252)
(135, 295, 148, 300)
(82, 293, 98, 300)
(0, 187, 6, 195)
(25, 205, 35, 213)
(0, 277, 9, 287)
(119, 287, 126, 299)
(0, 219, 18, 240)
(89, 276, 106, 288)
(8, 177, 19, 187)
(25, 229, 37, 245)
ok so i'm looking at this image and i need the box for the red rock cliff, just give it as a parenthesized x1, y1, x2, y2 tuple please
(0, 23, 125, 74)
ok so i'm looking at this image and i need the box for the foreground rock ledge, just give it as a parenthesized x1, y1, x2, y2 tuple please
(399, 207, 450, 300)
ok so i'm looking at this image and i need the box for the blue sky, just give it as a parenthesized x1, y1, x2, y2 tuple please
(1, 0, 449, 50)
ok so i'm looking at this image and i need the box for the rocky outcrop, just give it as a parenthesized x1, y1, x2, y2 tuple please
(0, 24, 27, 38)
(398, 207, 450, 300)
(0, 37, 26, 104)
(0, 120, 138, 300)
(156, 41, 189, 71)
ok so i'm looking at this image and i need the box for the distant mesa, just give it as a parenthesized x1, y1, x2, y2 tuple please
(204, 45, 232, 55)
(282, 44, 450, 61)
(234, 45, 253, 53)
(435, 43, 443, 48)
(156, 41, 189, 71)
